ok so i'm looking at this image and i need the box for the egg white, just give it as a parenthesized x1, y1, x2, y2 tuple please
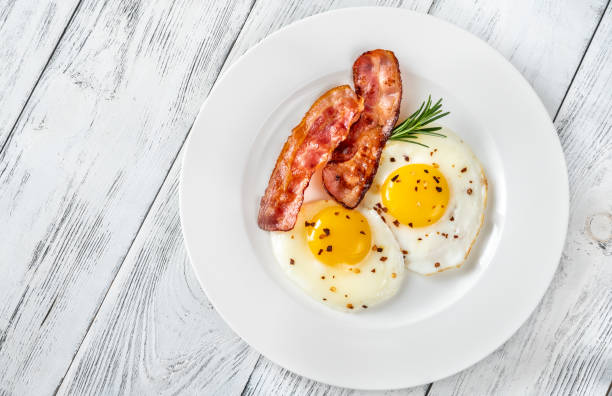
(362, 128, 487, 275)
(271, 200, 404, 312)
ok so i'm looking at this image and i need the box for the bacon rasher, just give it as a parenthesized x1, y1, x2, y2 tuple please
(323, 50, 402, 208)
(257, 85, 363, 231)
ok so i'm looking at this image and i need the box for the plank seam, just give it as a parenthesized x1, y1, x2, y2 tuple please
(0, 0, 83, 160)
(53, 0, 258, 393)
(552, 0, 610, 121)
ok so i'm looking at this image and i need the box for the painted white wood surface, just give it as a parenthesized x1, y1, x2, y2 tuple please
(0, 0, 254, 394)
(1, 0, 610, 395)
(0, 0, 79, 146)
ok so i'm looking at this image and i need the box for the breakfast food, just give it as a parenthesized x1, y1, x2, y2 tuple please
(361, 129, 487, 275)
(258, 48, 488, 312)
(323, 49, 402, 208)
(271, 200, 404, 311)
(258, 85, 363, 231)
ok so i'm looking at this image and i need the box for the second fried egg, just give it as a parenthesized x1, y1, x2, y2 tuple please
(362, 128, 487, 275)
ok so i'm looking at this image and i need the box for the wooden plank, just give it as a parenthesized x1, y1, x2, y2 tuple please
(57, 162, 260, 395)
(430, 0, 608, 116)
(428, 4, 612, 395)
(0, 0, 254, 394)
(0, 0, 79, 147)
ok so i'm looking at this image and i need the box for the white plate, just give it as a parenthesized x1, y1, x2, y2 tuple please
(180, 7, 568, 390)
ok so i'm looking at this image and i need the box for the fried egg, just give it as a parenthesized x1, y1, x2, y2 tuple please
(271, 199, 404, 311)
(362, 128, 487, 275)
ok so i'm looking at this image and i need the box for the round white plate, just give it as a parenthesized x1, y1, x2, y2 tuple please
(180, 7, 568, 390)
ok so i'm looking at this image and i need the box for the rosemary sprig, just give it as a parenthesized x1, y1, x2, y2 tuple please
(389, 96, 449, 147)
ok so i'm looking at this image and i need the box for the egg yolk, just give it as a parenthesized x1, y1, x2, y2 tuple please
(306, 205, 371, 266)
(381, 164, 450, 227)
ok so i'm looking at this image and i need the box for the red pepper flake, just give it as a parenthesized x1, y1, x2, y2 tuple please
(345, 214, 351, 219)
(391, 272, 397, 278)
(467, 188, 473, 195)
(436, 186, 443, 192)
(433, 176, 440, 183)
(390, 157, 396, 162)
(318, 249, 323, 255)
(347, 303, 354, 309)
(414, 186, 418, 191)
(461, 167, 467, 173)
(382, 206, 388, 213)
(318, 234, 327, 239)
(430, 151, 434, 156)
(469, 180, 473, 184)
(418, 237, 422, 241)
(322, 298, 327, 301)
(289, 258, 295, 265)
(404, 155, 410, 162)
(424, 169, 429, 173)
(372, 244, 378, 251)
(379, 215, 387, 223)
(362, 305, 368, 309)
(408, 222, 413, 228)
(326, 245, 332, 252)
(434, 262, 440, 268)
(323, 228, 330, 236)
(304, 221, 314, 227)
(454, 235, 459, 239)
(377, 247, 383, 252)
(380, 256, 388, 262)
(334, 211, 339, 215)
(450, 216, 454, 221)
(371, 269, 376, 273)
(401, 249, 408, 255)
(391, 174, 399, 182)
(434, 149, 438, 152)
(416, 179, 421, 184)
(393, 219, 400, 227)
(442, 233, 448, 238)
(359, 230, 366, 235)
(321, 276, 326, 280)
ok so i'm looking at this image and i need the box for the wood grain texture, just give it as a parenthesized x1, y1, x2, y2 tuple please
(1, 1, 609, 396)
(430, 0, 608, 116)
(0, 0, 79, 147)
(0, 0, 254, 394)
(428, 3, 612, 395)
(57, 161, 260, 395)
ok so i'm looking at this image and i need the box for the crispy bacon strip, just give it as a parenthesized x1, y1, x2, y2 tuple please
(323, 50, 402, 208)
(258, 85, 363, 231)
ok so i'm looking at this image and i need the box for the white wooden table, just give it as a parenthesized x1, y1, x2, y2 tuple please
(1, 0, 610, 394)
